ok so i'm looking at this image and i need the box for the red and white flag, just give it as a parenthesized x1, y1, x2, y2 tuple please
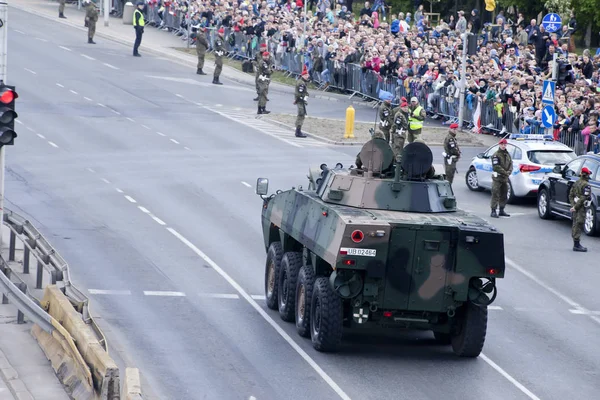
(472, 101, 482, 134)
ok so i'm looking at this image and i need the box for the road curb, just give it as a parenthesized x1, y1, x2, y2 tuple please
(0, 348, 34, 400)
(261, 118, 365, 146)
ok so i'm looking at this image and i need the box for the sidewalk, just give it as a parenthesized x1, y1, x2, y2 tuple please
(8, 0, 374, 108)
(0, 228, 70, 400)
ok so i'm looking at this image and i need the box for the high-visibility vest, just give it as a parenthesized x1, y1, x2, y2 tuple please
(408, 106, 423, 130)
(133, 9, 145, 27)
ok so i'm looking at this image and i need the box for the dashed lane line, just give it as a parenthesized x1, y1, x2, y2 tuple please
(241, 181, 252, 188)
(184, 147, 191, 151)
(115, 188, 124, 193)
(70, 90, 78, 95)
(88, 289, 131, 295)
(35, 38, 48, 42)
(59, 46, 72, 52)
(36, 134, 45, 139)
(56, 83, 64, 88)
(48, 141, 59, 148)
(86, 168, 96, 173)
(479, 354, 541, 400)
(81, 54, 96, 61)
(97, 103, 106, 108)
(15, 120, 23, 125)
(84, 97, 93, 101)
(170, 139, 180, 144)
(156, 132, 166, 137)
(24, 68, 37, 75)
(138, 206, 150, 213)
(13, 29, 25, 34)
(101, 178, 111, 184)
(111, 110, 121, 115)
(569, 309, 600, 316)
(151, 216, 166, 226)
(143, 291, 185, 297)
(126, 118, 135, 122)
(103, 63, 119, 70)
(124, 195, 137, 203)
(141, 124, 151, 130)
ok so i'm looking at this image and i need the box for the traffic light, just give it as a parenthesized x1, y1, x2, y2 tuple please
(0, 84, 18, 147)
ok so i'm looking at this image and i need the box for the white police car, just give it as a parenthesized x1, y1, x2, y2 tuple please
(465, 134, 576, 203)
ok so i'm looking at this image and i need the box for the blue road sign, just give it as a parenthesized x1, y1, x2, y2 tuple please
(541, 13, 562, 33)
(542, 105, 556, 128)
(542, 80, 556, 105)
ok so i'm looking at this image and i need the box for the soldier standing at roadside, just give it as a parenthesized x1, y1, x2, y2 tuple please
(407, 96, 426, 143)
(84, 0, 98, 44)
(58, 0, 67, 18)
(442, 123, 461, 185)
(569, 167, 593, 252)
(390, 100, 409, 162)
(257, 52, 272, 115)
(213, 27, 225, 85)
(196, 27, 208, 75)
(294, 66, 309, 138)
(254, 43, 268, 101)
(490, 138, 513, 218)
(378, 98, 394, 143)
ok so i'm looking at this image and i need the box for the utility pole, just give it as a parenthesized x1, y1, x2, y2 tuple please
(103, 0, 109, 27)
(0, 1, 7, 251)
(457, 32, 468, 130)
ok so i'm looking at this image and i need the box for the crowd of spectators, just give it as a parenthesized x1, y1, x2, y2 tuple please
(136, 0, 600, 152)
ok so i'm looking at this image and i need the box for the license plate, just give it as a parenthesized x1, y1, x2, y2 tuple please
(341, 248, 376, 257)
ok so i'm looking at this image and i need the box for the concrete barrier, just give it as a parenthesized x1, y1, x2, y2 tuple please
(123, 368, 143, 400)
(41, 285, 120, 399)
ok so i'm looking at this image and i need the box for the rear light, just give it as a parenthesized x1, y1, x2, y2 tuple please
(351, 230, 364, 243)
(383, 311, 393, 317)
(519, 164, 541, 173)
(342, 259, 355, 266)
(486, 268, 499, 275)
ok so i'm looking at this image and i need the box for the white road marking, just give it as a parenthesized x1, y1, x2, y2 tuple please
(88, 289, 131, 295)
(70, 90, 78, 95)
(15, 120, 23, 125)
(138, 206, 150, 213)
(166, 227, 352, 400)
(84, 97, 93, 101)
(141, 124, 150, 130)
(175, 94, 184, 98)
(506, 257, 600, 325)
(249, 396, 257, 400)
(143, 291, 185, 297)
(115, 188, 124, 193)
(241, 181, 252, 188)
(170, 139, 180, 144)
(198, 293, 240, 299)
(126, 117, 135, 122)
(215, 104, 223, 107)
(36, 134, 45, 139)
(251, 295, 266, 300)
(24, 68, 37, 75)
(87, 168, 96, 173)
(111, 110, 121, 115)
(569, 309, 600, 315)
(56, 83, 64, 88)
(488, 306, 503, 310)
(14, 29, 25, 34)
(35, 37, 48, 42)
(151, 216, 166, 225)
(195, 102, 203, 106)
(480, 354, 541, 400)
(81, 54, 96, 60)
(26, 126, 35, 132)
(156, 132, 166, 136)
(184, 147, 191, 151)
(97, 103, 106, 107)
(48, 141, 59, 148)
(101, 178, 111, 184)
(103, 63, 119, 70)
(59, 46, 72, 52)
(124, 195, 137, 203)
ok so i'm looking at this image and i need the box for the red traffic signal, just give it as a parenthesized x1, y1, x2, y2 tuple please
(0, 84, 18, 147)
(0, 88, 16, 104)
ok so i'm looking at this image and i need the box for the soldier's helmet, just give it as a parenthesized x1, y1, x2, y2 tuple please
(368, 128, 386, 140)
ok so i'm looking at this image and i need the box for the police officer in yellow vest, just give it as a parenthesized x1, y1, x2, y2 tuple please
(407, 96, 426, 143)
(132, 1, 145, 57)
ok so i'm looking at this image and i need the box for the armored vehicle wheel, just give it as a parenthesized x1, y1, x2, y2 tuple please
(451, 302, 488, 357)
(278, 252, 302, 322)
(433, 332, 452, 345)
(310, 277, 343, 352)
(265, 242, 283, 310)
(295, 265, 315, 338)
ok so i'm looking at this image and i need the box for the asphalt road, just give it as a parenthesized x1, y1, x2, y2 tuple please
(5, 7, 600, 400)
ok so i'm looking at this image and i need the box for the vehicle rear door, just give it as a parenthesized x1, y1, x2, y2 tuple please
(553, 158, 583, 212)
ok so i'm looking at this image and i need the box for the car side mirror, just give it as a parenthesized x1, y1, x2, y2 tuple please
(477, 152, 485, 158)
(552, 165, 562, 174)
(256, 177, 269, 196)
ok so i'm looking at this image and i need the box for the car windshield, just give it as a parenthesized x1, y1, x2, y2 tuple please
(527, 150, 576, 165)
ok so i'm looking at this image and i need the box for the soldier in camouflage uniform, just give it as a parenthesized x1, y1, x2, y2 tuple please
(293, 66, 309, 138)
(84, 1, 98, 44)
(212, 27, 225, 85)
(195, 27, 208, 75)
(390, 100, 409, 162)
(569, 167, 593, 252)
(442, 123, 461, 185)
(59, 0, 67, 18)
(490, 138, 513, 218)
(378, 99, 394, 143)
(254, 43, 268, 101)
(256, 52, 272, 115)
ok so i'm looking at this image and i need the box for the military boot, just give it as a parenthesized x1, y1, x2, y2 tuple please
(59, 13, 67, 19)
(196, 68, 206, 75)
(88, 38, 96, 44)
(212, 77, 223, 85)
(490, 209, 498, 218)
(253, 96, 259, 101)
(499, 208, 510, 217)
(295, 126, 307, 138)
(573, 240, 588, 252)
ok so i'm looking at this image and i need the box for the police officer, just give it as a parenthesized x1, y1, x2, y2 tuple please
(390, 101, 409, 162)
(195, 27, 208, 75)
(294, 66, 309, 138)
(442, 123, 461, 185)
(407, 96, 426, 143)
(378, 98, 394, 143)
(257, 52, 272, 115)
(490, 138, 513, 218)
(132, 1, 145, 57)
(84, 0, 98, 44)
(569, 167, 593, 252)
(213, 27, 225, 85)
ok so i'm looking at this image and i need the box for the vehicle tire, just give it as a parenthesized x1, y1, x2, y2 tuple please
(433, 331, 452, 345)
(465, 167, 484, 191)
(264, 242, 283, 310)
(295, 265, 316, 337)
(278, 252, 302, 322)
(537, 188, 553, 219)
(584, 205, 599, 237)
(506, 180, 516, 205)
(450, 302, 488, 357)
(310, 277, 343, 352)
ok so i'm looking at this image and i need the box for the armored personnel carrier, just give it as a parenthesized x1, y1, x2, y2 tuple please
(255, 138, 505, 357)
